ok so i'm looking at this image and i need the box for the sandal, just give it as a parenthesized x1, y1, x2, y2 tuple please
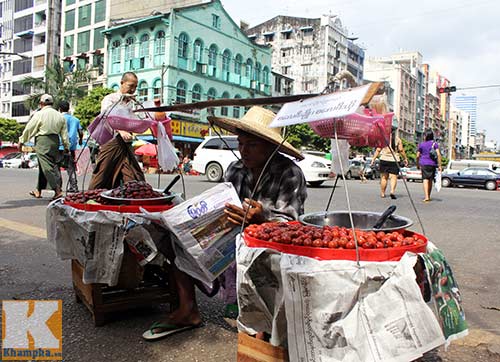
(29, 190, 42, 198)
(142, 321, 202, 341)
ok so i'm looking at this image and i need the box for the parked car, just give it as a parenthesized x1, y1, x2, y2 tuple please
(192, 135, 332, 186)
(0, 152, 22, 168)
(445, 159, 498, 175)
(345, 159, 374, 180)
(295, 154, 332, 187)
(441, 167, 500, 190)
(402, 167, 422, 182)
(3, 153, 38, 169)
(192, 136, 240, 182)
(365, 157, 380, 178)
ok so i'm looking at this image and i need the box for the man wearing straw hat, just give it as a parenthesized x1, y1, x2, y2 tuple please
(142, 106, 307, 340)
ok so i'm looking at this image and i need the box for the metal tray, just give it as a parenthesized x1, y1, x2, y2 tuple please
(100, 189, 177, 205)
(299, 210, 413, 232)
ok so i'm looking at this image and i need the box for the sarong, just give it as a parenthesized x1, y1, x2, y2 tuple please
(89, 135, 144, 190)
(35, 134, 62, 192)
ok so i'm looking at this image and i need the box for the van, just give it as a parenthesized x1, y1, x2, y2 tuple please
(444, 159, 499, 175)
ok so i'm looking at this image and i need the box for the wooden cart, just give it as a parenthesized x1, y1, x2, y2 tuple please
(72, 259, 178, 326)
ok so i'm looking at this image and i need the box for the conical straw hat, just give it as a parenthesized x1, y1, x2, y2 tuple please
(208, 106, 303, 160)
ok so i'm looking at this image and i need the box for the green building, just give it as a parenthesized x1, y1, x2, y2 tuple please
(102, 0, 272, 153)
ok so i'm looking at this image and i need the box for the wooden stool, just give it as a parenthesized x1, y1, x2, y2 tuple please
(71, 259, 178, 326)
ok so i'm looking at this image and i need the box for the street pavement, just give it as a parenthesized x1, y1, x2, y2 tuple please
(0, 168, 499, 361)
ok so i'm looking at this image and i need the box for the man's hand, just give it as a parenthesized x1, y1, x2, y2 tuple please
(224, 198, 265, 226)
(118, 130, 133, 142)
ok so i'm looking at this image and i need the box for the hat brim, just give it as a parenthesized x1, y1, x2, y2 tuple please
(208, 115, 304, 160)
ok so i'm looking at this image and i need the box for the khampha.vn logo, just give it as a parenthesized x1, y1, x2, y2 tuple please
(2, 300, 62, 360)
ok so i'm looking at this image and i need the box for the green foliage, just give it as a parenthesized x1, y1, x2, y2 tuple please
(74, 87, 114, 128)
(285, 124, 330, 152)
(20, 58, 91, 110)
(0, 118, 25, 143)
(401, 138, 417, 165)
(441, 156, 449, 167)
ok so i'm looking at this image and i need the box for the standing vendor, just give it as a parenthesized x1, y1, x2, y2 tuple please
(89, 72, 145, 190)
(142, 106, 307, 340)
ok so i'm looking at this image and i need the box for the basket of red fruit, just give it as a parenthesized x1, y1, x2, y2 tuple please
(244, 221, 427, 262)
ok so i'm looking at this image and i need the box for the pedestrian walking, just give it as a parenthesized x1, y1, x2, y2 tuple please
(19, 94, 70, 200)
(359, 156, 368, 183)
(59, 100, 83, 192)
(417, 129, 442, 202)
(371, 126, 408, 199)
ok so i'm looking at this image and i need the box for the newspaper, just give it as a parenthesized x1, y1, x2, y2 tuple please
(46, 201, 160, 286)
(161, 182, 242, 285)
(235, 235, 288, 347)
(280, 253, 445, 362)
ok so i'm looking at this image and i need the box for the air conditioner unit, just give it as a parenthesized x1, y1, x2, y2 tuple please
(259, 83, 265, 92)
(201, 63, 207, 74)
(250, 80, 257, 89)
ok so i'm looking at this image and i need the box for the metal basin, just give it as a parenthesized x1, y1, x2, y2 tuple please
(299, 211, 413, 232)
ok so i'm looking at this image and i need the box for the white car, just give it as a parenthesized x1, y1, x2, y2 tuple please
(192, 135, 332, 186)
(3, 153, 38, 168)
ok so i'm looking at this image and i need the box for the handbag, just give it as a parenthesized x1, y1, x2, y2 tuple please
(429, 142, 438, 162)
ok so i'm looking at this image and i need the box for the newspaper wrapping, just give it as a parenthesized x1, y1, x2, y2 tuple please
(235, 235, 288, 347)
(46, 200, 160, 286)
(236, 236, 449, 361)
(161, 182, 242, 285)
(280, 253, 445, 362)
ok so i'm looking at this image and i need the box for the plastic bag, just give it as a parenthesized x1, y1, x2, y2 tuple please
(331, 139, 350, 176)
(106, 104, 154, 133)
(157, 122, 179, 171)
(435, 170, 442, 192)
(87, 113, 114, 145)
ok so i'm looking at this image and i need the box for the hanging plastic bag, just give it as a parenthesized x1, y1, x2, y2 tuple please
(106, 103, 154, 133)
(87, 113, 114, 145)
(435, 170, 442, 192)
(331, 139, 350, 176)
(157, 122, 179, 171)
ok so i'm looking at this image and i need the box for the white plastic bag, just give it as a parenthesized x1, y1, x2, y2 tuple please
(435, 170, 442, 192)
(331, 139, 350, 175)
(157, 122, 179, 171)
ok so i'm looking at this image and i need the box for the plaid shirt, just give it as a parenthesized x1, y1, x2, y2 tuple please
(225, 153, 307, 222)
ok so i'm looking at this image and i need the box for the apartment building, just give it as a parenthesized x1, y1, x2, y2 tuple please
(245, 15, 363, 94)
(0, 0, 61, 122)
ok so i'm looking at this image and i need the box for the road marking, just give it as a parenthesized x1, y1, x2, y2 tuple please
(0, 217, 46, 239)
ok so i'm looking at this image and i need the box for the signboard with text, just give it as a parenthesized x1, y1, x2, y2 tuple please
(270, 84, 370, 128)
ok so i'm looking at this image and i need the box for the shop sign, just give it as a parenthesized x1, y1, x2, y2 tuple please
(2, 300, 63, 360)
(170, 119, 209, 138)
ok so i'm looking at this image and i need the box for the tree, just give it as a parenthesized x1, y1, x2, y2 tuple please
(285, 124, 330, 152)
(20, 58, 90, 110)
(401, 138, 417, 165)
(74, 87, 114, 128)
(0, 118, 25, 143)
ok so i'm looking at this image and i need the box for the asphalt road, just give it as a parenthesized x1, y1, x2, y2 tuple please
(1, 168, 499, 361)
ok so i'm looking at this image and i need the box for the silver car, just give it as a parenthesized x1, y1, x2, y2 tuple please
(345, 160, 374, 180)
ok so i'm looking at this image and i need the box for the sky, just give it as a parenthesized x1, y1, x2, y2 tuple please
(222, 0, 500, 143)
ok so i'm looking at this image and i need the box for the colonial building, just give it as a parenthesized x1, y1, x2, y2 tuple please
(245, 15, 363, 94)
(102, 0, 272, 154)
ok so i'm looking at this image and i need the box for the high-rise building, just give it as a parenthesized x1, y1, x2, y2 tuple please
(453, 95, 477, 137)
(244, 15, 364, 94)
(0, 0, 62, 122)
(364, 51, 424, 141)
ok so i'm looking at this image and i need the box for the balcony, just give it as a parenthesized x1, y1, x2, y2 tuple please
(34, 21, 46, 33)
